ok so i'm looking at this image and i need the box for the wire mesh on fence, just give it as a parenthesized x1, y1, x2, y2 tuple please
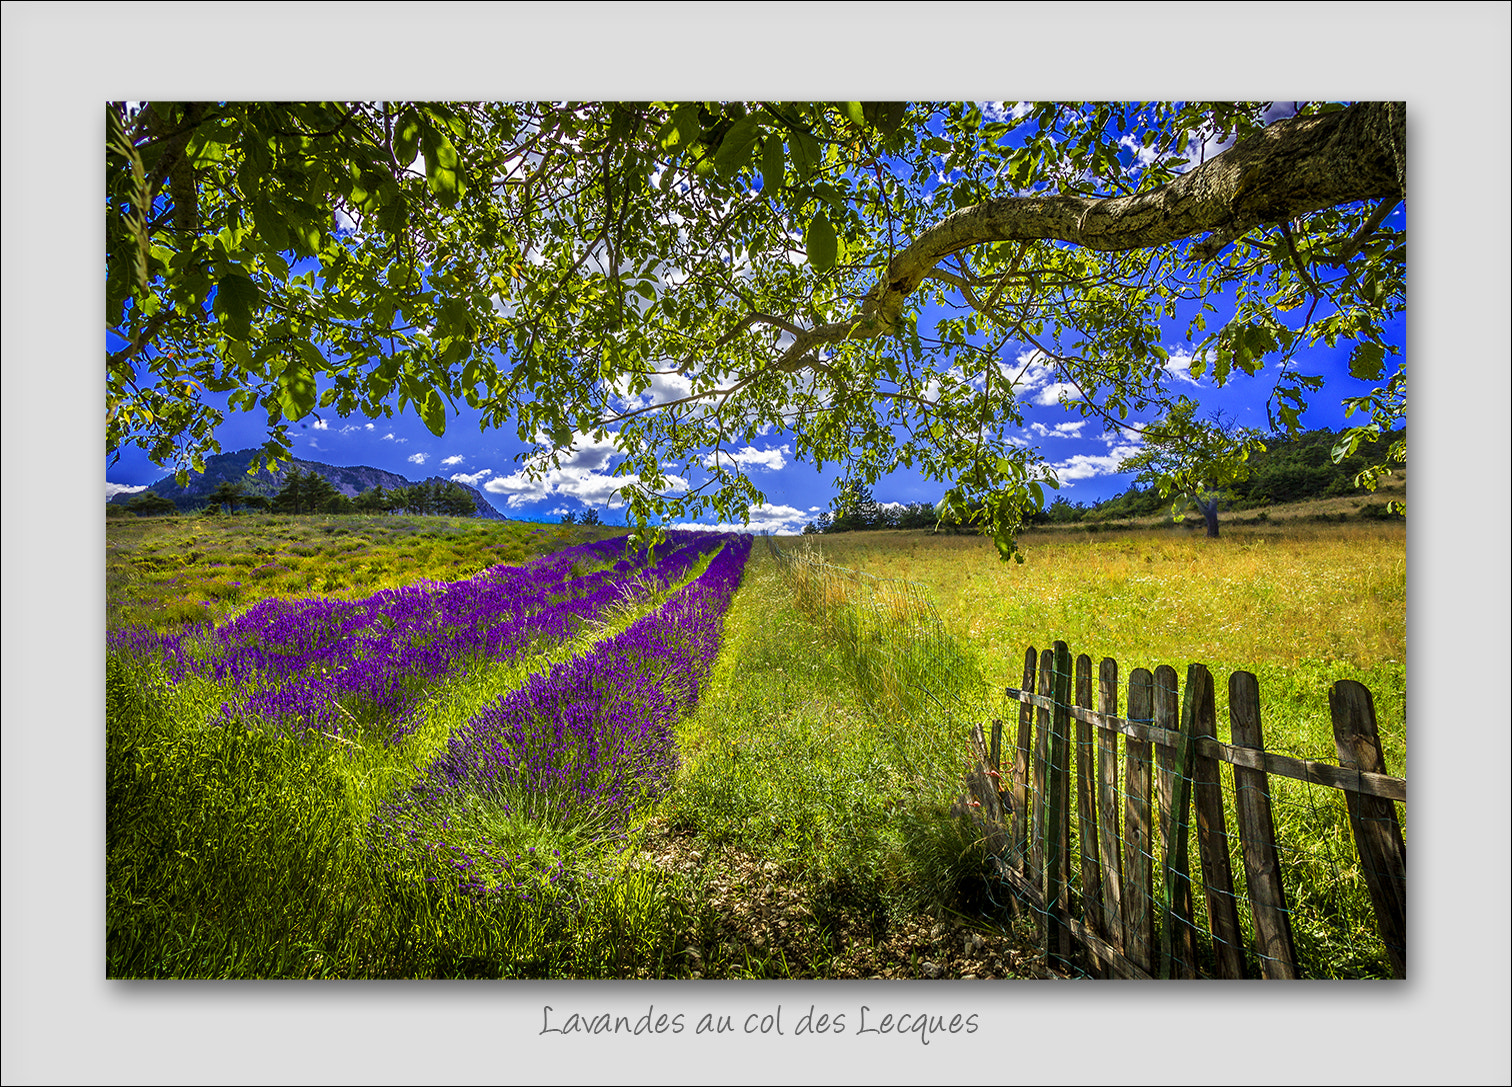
(989, 647, 1406, 980)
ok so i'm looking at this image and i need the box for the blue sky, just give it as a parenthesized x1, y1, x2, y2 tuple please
(104, 190, 1405, 534)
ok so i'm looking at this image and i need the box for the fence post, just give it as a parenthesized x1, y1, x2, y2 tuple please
(1155, 663, 1196, 978)
(1033, 648, 1053, 897)
(1187, 663, 1246, 979)
(1042, 641, 1073, 970)
(1074, 653, 1104, 974)
(1012, 648, 1036, 876)
(1329, 680, 1407, 979)
(1228, 670, 1300, 979)
(1122, 668, 1156, 975)
(1096, 657, 1125, 958)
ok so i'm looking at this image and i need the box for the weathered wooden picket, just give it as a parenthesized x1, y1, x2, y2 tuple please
(962, 641, 1406, 980)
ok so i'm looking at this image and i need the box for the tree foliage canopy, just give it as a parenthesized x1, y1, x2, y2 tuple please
(106, 100, 1405, 557)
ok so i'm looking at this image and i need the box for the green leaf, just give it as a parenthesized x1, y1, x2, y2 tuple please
(393, 108, 422, 167)
(806, 210, 837, 273)
(760, 135, 785, 189)
(714, 116, 761, 179)
(671, 104, 702, 150)
(791, 129, 821, 181)
(420, 120, 465, 207)
(212, 272, 260, 341)
(419, 388, 447, 436)
(1349, 340, 1386, 381)
(276, 361, 318, 421)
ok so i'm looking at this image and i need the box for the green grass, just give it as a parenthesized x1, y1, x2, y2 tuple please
(106, 524, 715, 979)
(663, 547, 1004, 935)
(785, 524, 1407, 978)
(108, 513, 1402, 978)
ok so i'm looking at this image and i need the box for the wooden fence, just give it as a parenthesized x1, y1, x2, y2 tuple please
(962, 641, 1406, 980)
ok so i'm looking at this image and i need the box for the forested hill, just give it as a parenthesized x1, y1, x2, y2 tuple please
(109, 449, 505, 520)
(1046, 427, 1406, 524)
(801, 428, 1405, 535)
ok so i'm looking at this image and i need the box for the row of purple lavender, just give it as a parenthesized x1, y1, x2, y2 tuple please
(374, 534, 754, 893)
(108, 531, 733, 742)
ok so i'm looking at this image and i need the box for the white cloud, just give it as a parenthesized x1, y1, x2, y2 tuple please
(1034, 381, 1084, 406)
(702, 444, 790, 472)
(484, 464, 660, 511)
(672, 501, 811, 535)
(311, 419, 329, 430)
(105, 481, 147, 499)
(441, 454, 464, 467)
(1162, 347, 1211, 385)
(382, 432, 407, 444)
(407, 452, 427, 465)
(450, 469, 493, 487)
(1030, 421, 1086, 439)
(612, 371, 694, 415)
(1051, 441, 1144, 482)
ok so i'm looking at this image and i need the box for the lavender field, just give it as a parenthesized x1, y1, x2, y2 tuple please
(108, 513, 1040, 980)
(106, 520, 773, 977)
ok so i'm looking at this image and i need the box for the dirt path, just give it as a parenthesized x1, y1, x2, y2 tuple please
(633, 820, 1054, 980)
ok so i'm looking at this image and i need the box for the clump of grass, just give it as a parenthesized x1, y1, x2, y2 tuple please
(663, 546, 993, 930)
(807, 524, 1405, 977)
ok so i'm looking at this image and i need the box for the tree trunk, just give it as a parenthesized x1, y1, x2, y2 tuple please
(1200, 496, 1220, 538)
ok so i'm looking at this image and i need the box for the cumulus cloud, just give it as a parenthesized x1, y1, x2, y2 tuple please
(407, 452, 427, 465)
(311, 419, 329, 430)
(1051, 441, 1144, 482)
(106, 481, 147, 499)
(483, 464, 687, 511)
(1162, 347, 1211, 385)
(1034, 382, 1085, 407)
(702, 444, 790, 472)
(450, 469, 493, 487)
(441, 455, 464, 467)
(611, 371, 694, 415)
(672, 501, 811, 535)
(381, 432, 406, 443)
(1030, 421, 1086, 439)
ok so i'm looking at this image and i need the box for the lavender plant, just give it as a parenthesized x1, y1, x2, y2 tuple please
(376, 535, 753, 897)
(109, 531, 730, 742)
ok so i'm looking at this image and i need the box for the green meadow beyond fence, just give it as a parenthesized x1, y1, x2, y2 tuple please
(762, 534, 1404, 978)
(965, 642, 1405, 979)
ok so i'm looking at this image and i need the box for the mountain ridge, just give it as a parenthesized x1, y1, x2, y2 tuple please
(108, 449, 507, 521)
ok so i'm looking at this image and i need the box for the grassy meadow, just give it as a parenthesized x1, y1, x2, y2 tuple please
(105, 509, 1405, 979)
(786, 519, 1407, 977)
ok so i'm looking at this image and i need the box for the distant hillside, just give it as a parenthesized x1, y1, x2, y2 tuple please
(1040, 427, 1406, 525)
(108, 449, 506, 521)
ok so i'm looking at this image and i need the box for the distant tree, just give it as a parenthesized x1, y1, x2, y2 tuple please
(826, 482, 879, 533)
(206, 480, 247, 514)
(1121, 403, 1266, 538)
(272, 466, 342, 514)
(579, 508, 603, 527)
(560, 510, 578, 525)
(895, 501, 938, 530)
(438, 482, 477, 517)
(127, 490, 177, 517)
(353, 484, 388, 514)
(271, 467, 310, 514)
